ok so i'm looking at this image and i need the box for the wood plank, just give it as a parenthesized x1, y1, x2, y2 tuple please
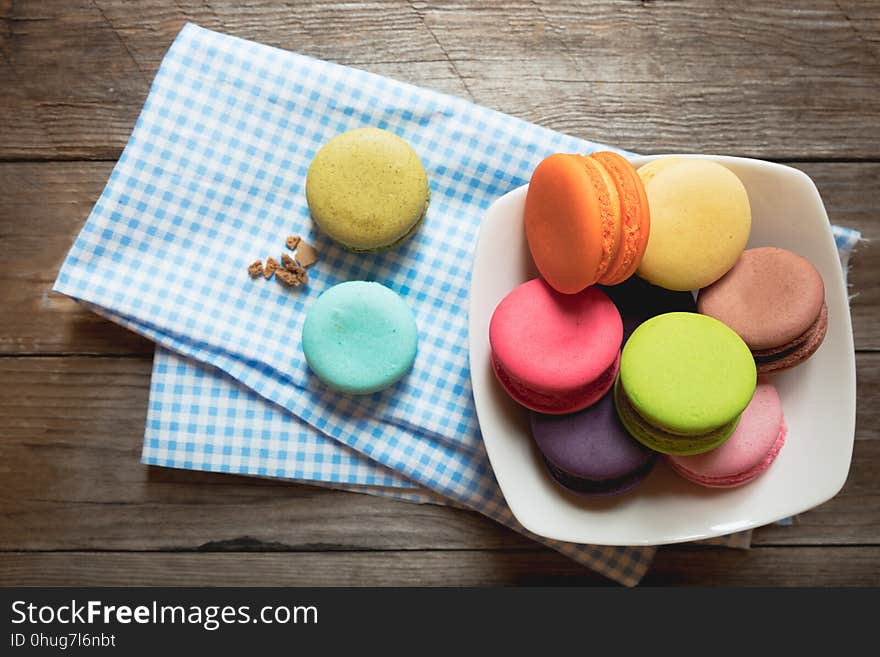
(646, 546, 880, 586)
(0, 161, 154, 355)
(0, 355, 876, 552)
(794, 162, 877, 350)
(1, 160, 877, 354)
(1, 0, 879, 159)
(1, 546, 878, 586)
(0, 551, 614, 586)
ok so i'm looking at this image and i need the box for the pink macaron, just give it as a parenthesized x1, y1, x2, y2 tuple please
(489, 278, 623, 414)
(667, 380, 786, 488)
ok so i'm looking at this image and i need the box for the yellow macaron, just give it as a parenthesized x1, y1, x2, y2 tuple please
(636, 159, 751, 291)
(306, 127, 430, 251)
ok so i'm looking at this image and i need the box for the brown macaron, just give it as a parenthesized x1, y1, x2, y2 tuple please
(696, 247, 827, 374)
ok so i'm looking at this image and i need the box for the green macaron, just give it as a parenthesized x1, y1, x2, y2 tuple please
(305, 127, 430, 251)
(615, 312, 757, 455)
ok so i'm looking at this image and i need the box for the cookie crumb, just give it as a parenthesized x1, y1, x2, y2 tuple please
(275, 268, 300, 287)
(263, 257, 279, 279)
(281, 252, 298, 272)
(249, 237, 313, 289)
(282, 254, 309, 286)
(296, 241, 318, 268)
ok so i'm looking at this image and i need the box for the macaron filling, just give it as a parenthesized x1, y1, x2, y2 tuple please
(752, 302, 827, 367)
(491, 351, 620, 414)
(614, 381, 740, 455)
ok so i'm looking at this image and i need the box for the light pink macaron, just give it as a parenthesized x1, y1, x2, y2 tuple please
(667, 380, 786, 488)
(489, 278, 623, 415)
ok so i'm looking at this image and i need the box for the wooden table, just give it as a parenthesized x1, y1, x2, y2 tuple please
(1, 0, 877, 586)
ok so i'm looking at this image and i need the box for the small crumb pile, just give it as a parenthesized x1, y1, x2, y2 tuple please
(248, 236, 319, 288)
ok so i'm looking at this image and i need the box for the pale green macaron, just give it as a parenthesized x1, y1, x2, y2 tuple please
(615, 312, 757, 455)
(305, 127, 430, 251)
(302, 281, 418, 395)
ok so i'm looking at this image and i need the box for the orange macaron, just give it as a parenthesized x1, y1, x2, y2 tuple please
(524, 152, 650, 293)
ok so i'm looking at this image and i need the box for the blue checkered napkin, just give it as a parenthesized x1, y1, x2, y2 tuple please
(142, 346, 414, 488)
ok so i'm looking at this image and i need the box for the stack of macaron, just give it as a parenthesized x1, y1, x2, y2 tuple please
(489, 153, 829, 495)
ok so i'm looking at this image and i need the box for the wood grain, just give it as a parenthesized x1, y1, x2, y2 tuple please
(1, 0, 879, 159)
(2, 547, 878, 586)
(0, 356, 876, 553)
(1, 161, 876, 354)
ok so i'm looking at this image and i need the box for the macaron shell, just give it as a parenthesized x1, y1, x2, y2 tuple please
(590, 151, 651, 286)
(636, 159, 751, 291)
(491, 350, 620, 414)
(530, 390, 655, 481)
(302, 281, 418, 394)
(489, 279, 623, 397)
(524, 154, 609, 293)
(668, 381, 786, 487)
(619, 312, 757, 435)
(634, 157, 684, 186)
(668, 425, 785, 487)
(697, 247, 826, 350)
(306, 127, 429, 251)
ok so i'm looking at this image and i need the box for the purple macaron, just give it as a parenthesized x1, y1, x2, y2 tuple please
(530, 389, 656, 496)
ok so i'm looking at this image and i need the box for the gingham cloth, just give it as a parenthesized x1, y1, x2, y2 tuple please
(53, 24, 862, 586)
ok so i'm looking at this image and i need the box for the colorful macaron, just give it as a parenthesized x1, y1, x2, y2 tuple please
(697, 247, 828, 373)
(524, 151, 650, 293)
(306, 127, 430, 251)
(668, 380, 786, 488)
(615, 312, 757, 455)
(530, 389, 656, 496)
(489, 278, 623, 414)
(636, 158, 751, 291)
(302, 281, 418, 394)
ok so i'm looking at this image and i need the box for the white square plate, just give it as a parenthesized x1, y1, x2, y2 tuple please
(468, 154, 857, 546)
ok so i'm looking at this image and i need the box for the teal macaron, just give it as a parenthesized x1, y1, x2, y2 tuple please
(302, 281, 418, 394)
